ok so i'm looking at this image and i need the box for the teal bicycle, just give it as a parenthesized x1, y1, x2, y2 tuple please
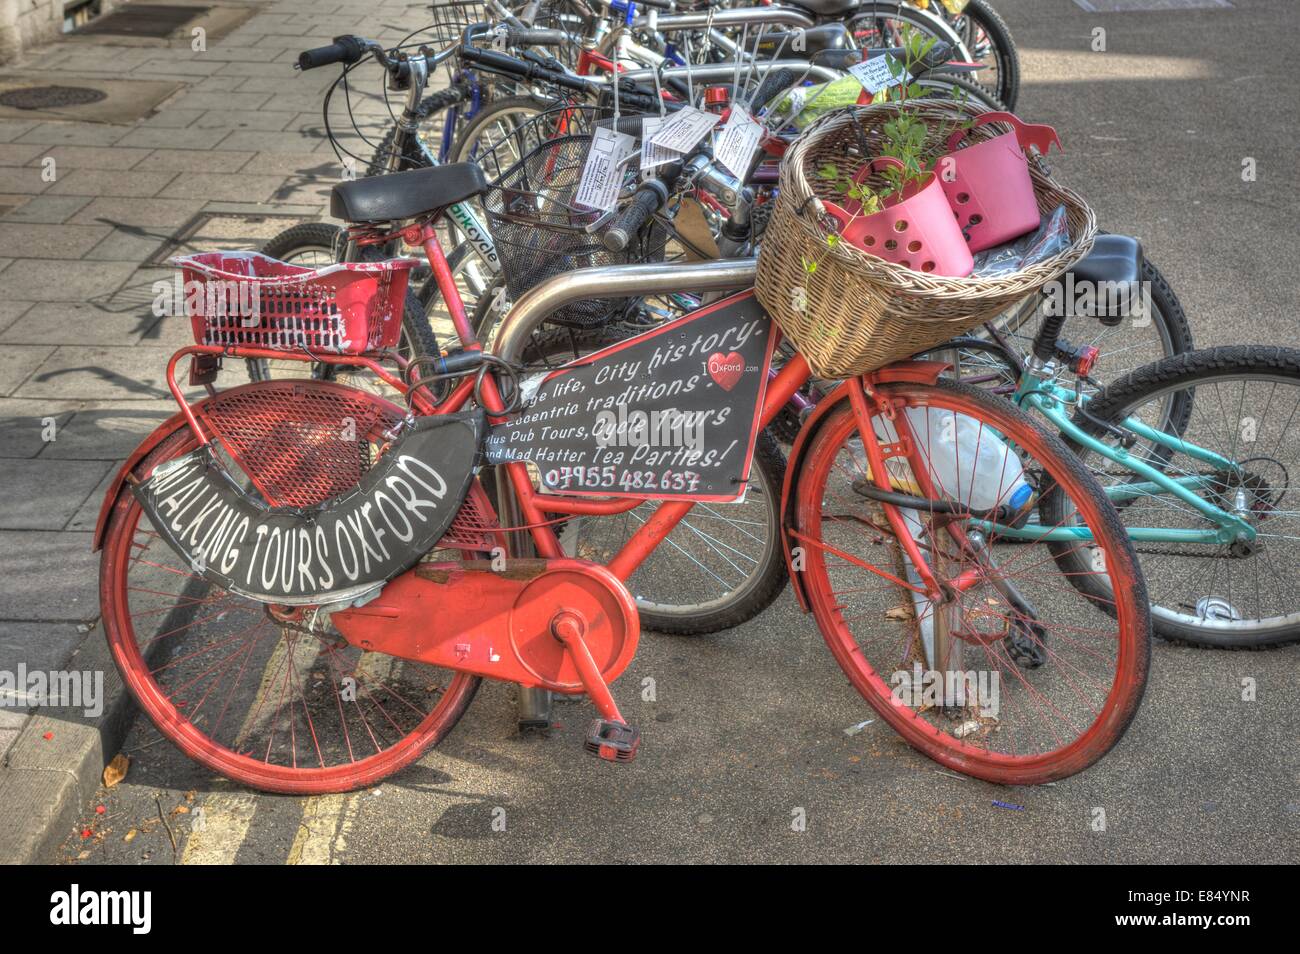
(919, 238, 1300, 650)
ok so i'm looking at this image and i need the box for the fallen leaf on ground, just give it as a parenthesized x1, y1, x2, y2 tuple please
(103, 753, 130, 788)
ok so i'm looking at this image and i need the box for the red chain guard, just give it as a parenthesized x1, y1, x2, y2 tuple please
(330, 558, 640, 693)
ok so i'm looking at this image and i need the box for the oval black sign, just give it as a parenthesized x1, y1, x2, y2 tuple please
(134, 411, 484, 605)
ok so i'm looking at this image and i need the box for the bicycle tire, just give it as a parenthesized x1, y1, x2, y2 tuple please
(1046, 345, 1300, 649)
(954, 0, 1020, 112)
(848, 3, 971, 63)
(794, 377, 1151, 784)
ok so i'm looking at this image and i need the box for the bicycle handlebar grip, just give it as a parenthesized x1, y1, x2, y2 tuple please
(603, 183, 666, 253)
(297, 35, 367, 70)
(460, 40, 591, 92)
(597, 114, 649, 137)
(750, 67, 797, 113)
(636, 0, 677, 9)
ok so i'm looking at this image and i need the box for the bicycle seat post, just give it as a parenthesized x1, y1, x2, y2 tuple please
(1031, 288, 1068, 365)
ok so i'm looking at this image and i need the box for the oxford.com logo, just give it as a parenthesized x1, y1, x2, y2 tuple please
(49, 885, 151, 934)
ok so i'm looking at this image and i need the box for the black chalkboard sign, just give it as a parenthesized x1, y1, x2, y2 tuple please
(134, 411, 484, 605)
(485, 291, 775, 501)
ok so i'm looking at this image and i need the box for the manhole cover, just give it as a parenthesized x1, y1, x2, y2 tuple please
(0, 85, 108, 110)
(76, 4, 211, 37)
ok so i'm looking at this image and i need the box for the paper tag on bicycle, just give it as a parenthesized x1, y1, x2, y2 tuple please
(640, 115, 676, 172)
(649, 106, 720, 154)
(575, 126, 636, 212)
(484, 290, 776, 502)
(713, 104, 764, 177)
(849, 55, 910, 95)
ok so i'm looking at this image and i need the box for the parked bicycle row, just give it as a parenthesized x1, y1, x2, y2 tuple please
(90, 1, 1299, 796)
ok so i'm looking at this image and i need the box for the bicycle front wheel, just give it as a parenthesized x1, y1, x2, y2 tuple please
(793, 378, 1150, 784)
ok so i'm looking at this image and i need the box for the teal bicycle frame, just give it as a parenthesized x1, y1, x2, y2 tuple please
(965, 366, 1257, 547)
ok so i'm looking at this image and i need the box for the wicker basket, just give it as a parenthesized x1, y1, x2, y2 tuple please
(755, 100, 1097, 379)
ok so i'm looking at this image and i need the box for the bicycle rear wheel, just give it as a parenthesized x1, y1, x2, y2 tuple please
(484, 325, 789, 635)
(951, 0, 1020, 111)
(99, 383, 487, 793)
(1046, 346, 1300, 649)
(793, 378, 1150, 784)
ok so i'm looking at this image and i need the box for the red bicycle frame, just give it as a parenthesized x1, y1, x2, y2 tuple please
(161, 214, 964, 624)
(401, 215, 953, 599)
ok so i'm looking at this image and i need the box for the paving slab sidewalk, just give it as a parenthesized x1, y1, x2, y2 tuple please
(0, 0, 433, 864)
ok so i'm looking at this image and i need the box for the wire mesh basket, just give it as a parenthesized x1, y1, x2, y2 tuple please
(428, 0, 490, 47)
(479, 110, 667, 328)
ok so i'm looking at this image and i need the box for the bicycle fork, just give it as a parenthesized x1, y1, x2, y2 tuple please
(846, 377, 1047, 680)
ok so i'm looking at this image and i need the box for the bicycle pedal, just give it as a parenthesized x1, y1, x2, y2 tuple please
(584, 719, 640, 762)
(1006, 617, 1047, 669)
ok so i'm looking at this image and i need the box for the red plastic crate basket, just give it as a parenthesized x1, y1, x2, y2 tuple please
(171, 251, 416, 355)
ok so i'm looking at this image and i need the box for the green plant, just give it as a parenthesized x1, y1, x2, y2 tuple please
(811, 26, 976, 248)
(816, 161, 884, 214)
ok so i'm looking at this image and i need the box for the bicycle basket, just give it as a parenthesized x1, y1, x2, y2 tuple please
(429, 0, 490, 47)
(756, 100, 1097, 379)
(172, 251, 415, 355)
(481, 129, 666, 327)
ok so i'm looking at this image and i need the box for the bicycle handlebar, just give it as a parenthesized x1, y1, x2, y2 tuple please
(502, 26, 572, 47)
(603, 161, 683, 252)
(603, 186, 663, 252)
(459, 22, 597, 92)
(297, 35, 369, 71)
(749, 67, 797, 113)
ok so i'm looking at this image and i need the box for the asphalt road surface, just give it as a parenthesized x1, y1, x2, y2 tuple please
(65, 0, 1299, 864)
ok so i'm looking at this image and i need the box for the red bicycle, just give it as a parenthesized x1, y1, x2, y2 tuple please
(94, 49, 1149, 795)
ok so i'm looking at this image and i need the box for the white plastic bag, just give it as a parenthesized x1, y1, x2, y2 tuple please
(876, 407, 1032, 513)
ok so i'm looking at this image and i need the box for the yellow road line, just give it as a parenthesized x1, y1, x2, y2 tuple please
(287, 792, 363, 865)
(179, 792, 259, 865)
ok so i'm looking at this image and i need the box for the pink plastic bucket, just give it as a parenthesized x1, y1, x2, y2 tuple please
(938, 112, 1062, 253)
(822, 157, 974, 278)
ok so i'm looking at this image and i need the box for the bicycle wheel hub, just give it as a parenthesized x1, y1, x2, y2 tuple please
(1195, 597, 1242, 623)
